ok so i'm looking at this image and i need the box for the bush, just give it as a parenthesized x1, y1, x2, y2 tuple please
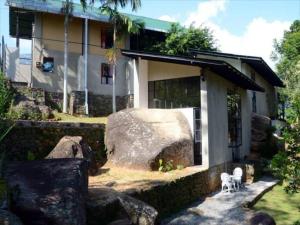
(271, 125, 300, 193)
(0, 73, 13, 117)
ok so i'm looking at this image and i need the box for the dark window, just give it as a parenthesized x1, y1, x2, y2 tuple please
(227, 91, 242, 147)
(42, 57, 54, 72)
(101, 28, 113, 49)
(101, 63, 112, 85)
(148, 76, 200, 109)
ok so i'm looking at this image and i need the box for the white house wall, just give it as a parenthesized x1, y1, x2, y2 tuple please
(205, 70, 251, 167)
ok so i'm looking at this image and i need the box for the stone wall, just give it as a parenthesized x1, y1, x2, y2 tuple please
(127, 162, 235, 219)
(45, 91, 64, 112)
(0, 120, 105, 161)
(69, 91, 130, 116)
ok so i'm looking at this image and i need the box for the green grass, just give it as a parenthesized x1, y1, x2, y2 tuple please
(54, 113, 107, 124)
(253, 184, 300, 225)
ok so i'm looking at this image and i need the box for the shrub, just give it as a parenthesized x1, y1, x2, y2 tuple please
(271, 125, 300, 193)
(0, 73, 13, 117)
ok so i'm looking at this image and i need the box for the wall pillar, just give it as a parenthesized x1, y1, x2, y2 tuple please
(201, 71, 209, 169)
(133, 57, 148, 108)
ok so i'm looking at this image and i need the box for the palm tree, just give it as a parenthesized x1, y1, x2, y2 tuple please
(61, 0, 73, 113)
(100, 2, 143, 112)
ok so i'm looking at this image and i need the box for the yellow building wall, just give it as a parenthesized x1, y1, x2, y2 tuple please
(41, 13, 125, 56)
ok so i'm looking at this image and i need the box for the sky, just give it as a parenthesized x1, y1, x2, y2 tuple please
(0, 0, 300, 68)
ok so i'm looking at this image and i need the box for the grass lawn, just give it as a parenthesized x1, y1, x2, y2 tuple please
(253, 184, 300, 225)
(54, 112, 107, 124)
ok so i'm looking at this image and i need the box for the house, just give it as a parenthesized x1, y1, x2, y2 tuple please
(5, 0, 172, 115)
(5, 0, 284, 169)
(121, 50, 283, 169)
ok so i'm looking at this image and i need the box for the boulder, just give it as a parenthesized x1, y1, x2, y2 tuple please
(46, 136, 98, 175)
(118, 195, 158, 225)
(248, 212, 276, 225)
(9, 100, 53, 120)
(87, 187, 158, 225)
(5, 159, 88, 225)
(0, 210, 23, 225)
(105, 108, 193, 170)
(251, 113, 272, 152)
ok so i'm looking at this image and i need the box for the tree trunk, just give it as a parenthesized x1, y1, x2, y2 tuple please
(112, 20, 117, 113)
(63, 7, 69, 113)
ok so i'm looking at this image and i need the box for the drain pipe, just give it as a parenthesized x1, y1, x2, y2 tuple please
(84, 18, 89, 115)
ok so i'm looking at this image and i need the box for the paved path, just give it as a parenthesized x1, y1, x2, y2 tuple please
(163, 177, 279, 225)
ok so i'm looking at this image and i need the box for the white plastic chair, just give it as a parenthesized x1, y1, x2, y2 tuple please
(233, 167, 243, 190)
(221, 172, 234, 192)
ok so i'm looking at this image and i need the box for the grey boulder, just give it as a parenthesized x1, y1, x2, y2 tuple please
(0, 210, 23, 225)
(46, 136, 98, 175)
(105, 108, 193, 170)
(5, 159, 88, 225)
(248, 212, 276, 225)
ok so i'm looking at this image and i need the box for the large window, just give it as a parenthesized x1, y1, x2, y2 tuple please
(148, 76, 200, 109)
(227, 91, 242, 147)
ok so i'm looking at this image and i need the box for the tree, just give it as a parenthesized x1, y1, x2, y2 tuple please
(99, 0, 143, 113)
(271, 20, 300, 193)
(273, 20, 300, 123)
(149, 23, 218, 56)
(61, 0, 73, 113)
(80, 0, 143, 113)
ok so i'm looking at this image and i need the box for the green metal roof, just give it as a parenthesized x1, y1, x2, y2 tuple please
(6, 0, 173, 32)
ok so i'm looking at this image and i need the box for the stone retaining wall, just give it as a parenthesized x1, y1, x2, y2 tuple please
(127, 162, 234, 219)
(0, 120, 105, 161)
(69, 91, 130, 116)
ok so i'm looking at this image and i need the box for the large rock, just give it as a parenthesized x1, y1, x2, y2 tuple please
(5, 159, 88, 225)
(251, 113, 272, 152)
(105, 108, 193, 170)
(9, 100, 53, 121)
(0, 210, 23, 225)
(87, 187, 158, 225)
(46, 136, 98, 175)
(118, 195, 158, 225)
(248, 212, 276, 225)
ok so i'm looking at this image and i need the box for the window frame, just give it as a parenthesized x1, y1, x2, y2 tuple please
(101, 63, 113, 85)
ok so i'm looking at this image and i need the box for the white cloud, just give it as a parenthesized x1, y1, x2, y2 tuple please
(205, 18, 290, 68)
(183, 0, 290, 69)
(184, 0, 227, 27)
(159, 15, 177, 23)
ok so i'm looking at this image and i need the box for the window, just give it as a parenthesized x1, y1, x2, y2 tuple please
(101, 28, 113, 49)
(250, 71, 257, 113)
(42, 57, 54, 72)
(148, 76, 200, 109)
(101, 63, 113, 85)
(227, 91, 242, 147)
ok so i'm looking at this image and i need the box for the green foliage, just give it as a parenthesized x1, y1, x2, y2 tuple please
(273, 20, 300, 123)
(158, 159, 174, 172)
(149, 23, 218, 56)
(0, 72, 13, 118)
(27, 151, 36, 161)
(271, 125, 300, 193)
(294, 221, 300, 225)
(8, 104, 43, 121)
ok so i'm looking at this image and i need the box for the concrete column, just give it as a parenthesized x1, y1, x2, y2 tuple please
(201, 71, 209, 169)
(133, 57, 148, 108)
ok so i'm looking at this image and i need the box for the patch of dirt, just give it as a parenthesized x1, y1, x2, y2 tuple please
(89, 165, 205, 193)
